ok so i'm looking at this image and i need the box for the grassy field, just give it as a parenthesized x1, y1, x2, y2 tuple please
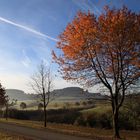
(3, 98, 139, 139)
(81, 105, 111, 114)
(0, 118, 139, 140)
(13, 99, 95, 110)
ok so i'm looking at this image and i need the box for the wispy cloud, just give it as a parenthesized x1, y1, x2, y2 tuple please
(21, 49, 31, 68)
(87, 0, 101, 14)
(72, 0, 101, 15)
(0, 16, 58, 42)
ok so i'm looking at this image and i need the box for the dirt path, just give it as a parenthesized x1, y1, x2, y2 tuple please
(0, 122, 94, 140)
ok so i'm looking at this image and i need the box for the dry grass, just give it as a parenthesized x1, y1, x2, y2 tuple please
(0, 130, 32, 140)
(0, 118, 139, 140)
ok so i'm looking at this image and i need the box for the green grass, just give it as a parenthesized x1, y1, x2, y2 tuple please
(81, 104, 111, 115)
(13, 99, 94, 110)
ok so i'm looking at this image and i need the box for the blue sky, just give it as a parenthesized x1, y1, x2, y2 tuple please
(0, 0, 139, 93)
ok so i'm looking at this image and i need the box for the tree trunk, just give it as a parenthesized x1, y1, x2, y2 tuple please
(113, 108, 120, 139)
(44, 106, 47, 127)
(5, 105, 8, 120)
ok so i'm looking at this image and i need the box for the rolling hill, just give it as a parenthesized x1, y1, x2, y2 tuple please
(6, 87, 105, 102)
(6, 89, 37, 101)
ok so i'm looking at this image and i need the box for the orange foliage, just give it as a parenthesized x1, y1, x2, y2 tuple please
(53, 7, 140, 87)
(52, 6, 140, 138)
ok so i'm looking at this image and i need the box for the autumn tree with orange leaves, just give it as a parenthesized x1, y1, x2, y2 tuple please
(52, 6, 140, 138)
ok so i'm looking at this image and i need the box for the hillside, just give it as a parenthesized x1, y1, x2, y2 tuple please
(6, 89, 37, 101)
(52, 87, 103, 101)
(6, 87, 104, 101)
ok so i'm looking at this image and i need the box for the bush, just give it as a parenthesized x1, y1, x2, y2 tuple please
(4, 109, 43, 121)
(74, 115, 88, 126)
(118, 111, 136, 130)
(20, 102, 27, 110)
(74, 110, 112, 129)
(2, 106, 139, 130)
(5, 109, 29, 120)
(86, 112, 112, 128)
(75, 102, 80, 106)
(87, 100, 93, 105)
(82, 101, 87, 106)
(3, 108, 81, 124)
(38, 103, 43, 110)
(63, 102, 70, 109)
(47, 109, 81, 124)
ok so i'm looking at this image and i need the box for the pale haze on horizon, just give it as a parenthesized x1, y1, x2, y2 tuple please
(0, 0, 139, 93)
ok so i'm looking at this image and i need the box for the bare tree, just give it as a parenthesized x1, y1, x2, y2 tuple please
(30, 62, 53, 127)
(5, 98, 17, 120)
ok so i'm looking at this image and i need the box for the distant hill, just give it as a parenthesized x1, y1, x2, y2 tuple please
(52, 87, 103, 101)
(6, 89, 37, 101)
(6, 87, 105, 101)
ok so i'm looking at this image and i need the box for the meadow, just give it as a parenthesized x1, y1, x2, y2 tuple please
(0, 96, 139, 139)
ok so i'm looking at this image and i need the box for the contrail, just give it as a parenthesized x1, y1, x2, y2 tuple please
(0, 16, 58, 42)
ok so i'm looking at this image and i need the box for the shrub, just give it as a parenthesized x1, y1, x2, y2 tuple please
(118, 111, 136, 130)
(87, 100, 93, 105)
(75, 102, 80, 106)
(63, 102, 70, 109)
(20, 102, 27, 110)
(2, 107, 139, 130)
(54, 103, 58, 108)
(75, 110, 112, 129)
(38, 103, 43, 110)
(82, 101, 87, 106)
(74, 115, 88, 126)
(47, 109, 81, 124)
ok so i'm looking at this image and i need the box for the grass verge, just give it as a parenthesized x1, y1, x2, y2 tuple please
(0, 118, 139, 140)
(0, 130, 32, 140)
